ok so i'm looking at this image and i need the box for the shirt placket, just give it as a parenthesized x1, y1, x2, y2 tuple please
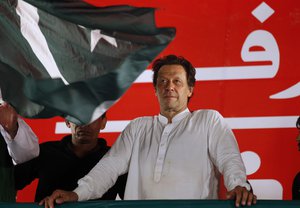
(154, 124, 172, 182)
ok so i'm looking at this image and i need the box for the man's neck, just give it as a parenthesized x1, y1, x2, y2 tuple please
(70, 140, 98, 158)
(161, 107, 187, 123)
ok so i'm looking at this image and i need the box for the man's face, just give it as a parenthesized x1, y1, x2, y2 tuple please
(67, 117, 106, 144)
(155, 64, 193, 114)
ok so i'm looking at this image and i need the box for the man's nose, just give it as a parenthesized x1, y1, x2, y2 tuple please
(77, 124, 89, 130)
(166, 81, 175, 91)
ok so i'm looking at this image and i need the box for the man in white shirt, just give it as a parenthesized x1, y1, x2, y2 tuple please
(0, 101, 39, 201)
(44, 55, 257, 207)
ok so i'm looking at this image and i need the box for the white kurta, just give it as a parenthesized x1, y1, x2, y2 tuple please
(1, 118, 39, 164)
(74, 109, 249, 200)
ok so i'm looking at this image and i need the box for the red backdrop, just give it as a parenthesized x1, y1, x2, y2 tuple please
(17, 0, 300, 201)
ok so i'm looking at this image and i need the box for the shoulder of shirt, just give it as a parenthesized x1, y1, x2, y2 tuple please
(39, 140, 60, 150)
(191, 109, 221, 117)
(40, 140, 59, 146)
(123, 116, 155, 131)
(130, 116, 155, 123)
(40, 135, 71, 148)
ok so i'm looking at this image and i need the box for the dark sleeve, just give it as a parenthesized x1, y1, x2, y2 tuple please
(292, 172, 300, 200)
(14, 157, 39, 190)
(246, 180, 253, 193)
(0, 134, 16, 201)
(99, 173, 127, 200)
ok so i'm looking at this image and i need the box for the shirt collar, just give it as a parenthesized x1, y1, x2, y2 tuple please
(158, 108, 190, 124)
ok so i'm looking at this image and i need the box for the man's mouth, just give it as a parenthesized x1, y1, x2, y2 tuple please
(76, 131, 89, 136)
(164, 94, 176, 98)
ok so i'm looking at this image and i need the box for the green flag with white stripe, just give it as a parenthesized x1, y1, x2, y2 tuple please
(0, 0, 175, 124)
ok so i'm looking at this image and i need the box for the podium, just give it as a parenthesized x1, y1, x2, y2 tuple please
(1, 200, 300, 208)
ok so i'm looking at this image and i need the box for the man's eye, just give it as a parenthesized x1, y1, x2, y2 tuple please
(174, 80, 182, 84)
(160, 79, 167, 83)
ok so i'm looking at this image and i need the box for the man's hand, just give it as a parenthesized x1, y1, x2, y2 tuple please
(39, 190, 78, 208)
(0, 102, 18, 138)
(227, 186, 257, 207)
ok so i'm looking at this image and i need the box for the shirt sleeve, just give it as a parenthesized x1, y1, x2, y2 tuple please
(0, 117, 39, 164)
(207, 110, 250, 191)
(74, 119, 136, 201)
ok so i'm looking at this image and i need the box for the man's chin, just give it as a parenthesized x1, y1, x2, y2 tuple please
(162, 105, 176, 111)
(77, 140, 91, 145)
(163, 100, 177, 107)
(75, 137, 92, 144)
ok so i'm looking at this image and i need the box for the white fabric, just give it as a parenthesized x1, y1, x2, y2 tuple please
(1, 118, 39, 164)
(74, 109, 250, 200)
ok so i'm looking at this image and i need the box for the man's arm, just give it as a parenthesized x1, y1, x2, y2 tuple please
(0, 102, 39, 164)
(208, 111, 256, 206)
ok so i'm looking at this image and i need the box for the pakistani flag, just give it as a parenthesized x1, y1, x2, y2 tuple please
(0, 0, 175, 124)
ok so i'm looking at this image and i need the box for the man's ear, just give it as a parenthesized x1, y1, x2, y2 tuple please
(65, 120, 71, 128)
(154, 87, 158, 96)
(188, 87, 194, 97)
(100, 117, 107, 130)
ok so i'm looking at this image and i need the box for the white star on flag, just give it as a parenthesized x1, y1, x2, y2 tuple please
(90, 29, 118, 52)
